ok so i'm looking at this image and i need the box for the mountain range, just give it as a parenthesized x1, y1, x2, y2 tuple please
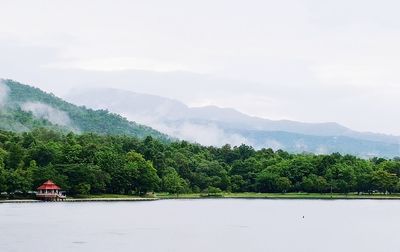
(65, 88, 400, 158)
(0, 79, 398, 157)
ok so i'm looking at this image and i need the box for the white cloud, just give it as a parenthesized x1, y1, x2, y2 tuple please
(127, 116, 250, 147)
(159, 122, 249, 147)
(263, 139, 284, 151)
(42, 57, 193, 73)
(315, 146, 329, 155)
(21, 102, 78, 131)
(312, 62, 400, 88)
(0, 0, 400, 135)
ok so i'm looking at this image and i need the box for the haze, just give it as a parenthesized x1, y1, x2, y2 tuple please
(0, 0, 399, 135)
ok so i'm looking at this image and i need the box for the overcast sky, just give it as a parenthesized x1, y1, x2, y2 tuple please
(1, 0, 399, 135)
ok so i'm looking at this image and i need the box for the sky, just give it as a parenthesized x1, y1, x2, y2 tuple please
(0, 0, 399, 135)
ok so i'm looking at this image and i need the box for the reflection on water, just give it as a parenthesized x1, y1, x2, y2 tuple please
(0, 199, 399, 252)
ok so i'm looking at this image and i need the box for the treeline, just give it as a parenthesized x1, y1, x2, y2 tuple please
(0, 128, 399, 196)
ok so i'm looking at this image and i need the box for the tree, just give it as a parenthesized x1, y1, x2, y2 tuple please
(58, 164, 110, 195)
(326, 163, 356, 193)
(371, 170, 398, 194)
(301, 174, 328, 193)
(280, 156, 317, 189)
(275, 177, 292, 193)
(75, 183, 91, 195)
(162, 168, 187, 196)
(0, 160, 8, 192)
(95, 149, 125, 193)
(126, 151, 160, 195)
(379, 160, 400, 177)
(234, 144, 256, 160)
(170, 152, 192, 181)
(230, 175, 245, 192)
(195, 160, 230, 191)
(5, 143, 25, 170)
(59, 133, 83, 164)
(8, 166, 33, 193)
(355, 173, 373, 194)
(29, 143, 59, 166)
(256, 170, 280, 192)
(230, 157, 262, 191)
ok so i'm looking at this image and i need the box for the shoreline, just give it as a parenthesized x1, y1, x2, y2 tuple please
(157, 193, 400, 200)
(3, 193, 400, 203)
(0, 198, 159, 204)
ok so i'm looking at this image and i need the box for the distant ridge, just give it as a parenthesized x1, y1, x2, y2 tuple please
(66, 88, 400, 158)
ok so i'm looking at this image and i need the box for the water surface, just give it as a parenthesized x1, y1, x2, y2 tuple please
(0, 199, 399, 252)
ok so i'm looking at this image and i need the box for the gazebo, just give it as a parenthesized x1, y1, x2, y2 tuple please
(36, 180, 66, 201)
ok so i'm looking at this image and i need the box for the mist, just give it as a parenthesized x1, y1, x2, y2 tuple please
(20, 101, 78, 131)
(151, 121, 250, 147)
(0, 80, 9, 109)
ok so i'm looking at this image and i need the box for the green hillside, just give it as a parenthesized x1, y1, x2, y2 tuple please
(0, 79, 169, 140)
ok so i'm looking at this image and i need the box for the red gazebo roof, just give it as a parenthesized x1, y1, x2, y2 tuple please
(37, 180, 61, 190)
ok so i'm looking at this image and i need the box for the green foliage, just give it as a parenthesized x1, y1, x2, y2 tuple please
(0, 128, 399, 196)
(371, 170, 398, 193)
(162, 168, 188, 196)
(256, 170, 291, 193)
(0, 160, 8, 192)
(301, 174, 328, 193)
(125, 151, 160, 195)
(326, 163, 356, 193)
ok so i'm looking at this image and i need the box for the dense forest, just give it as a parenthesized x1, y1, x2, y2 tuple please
(0, 128, 399, 197)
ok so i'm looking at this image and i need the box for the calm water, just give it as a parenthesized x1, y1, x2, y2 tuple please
(0, 199, 399, 252)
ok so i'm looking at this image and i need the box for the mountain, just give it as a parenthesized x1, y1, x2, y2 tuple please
(66, 88, 400, 158)
(0, 79, 169, 140)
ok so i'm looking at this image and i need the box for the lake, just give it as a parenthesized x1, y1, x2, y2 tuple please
(0, 199, 399, 252)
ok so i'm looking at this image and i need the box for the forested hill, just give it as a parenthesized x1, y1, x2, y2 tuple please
(0, 80, 399, 196)
(0, 79, 169, 140)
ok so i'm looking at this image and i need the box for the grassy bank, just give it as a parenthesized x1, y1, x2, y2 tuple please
(66, 192, 400, 200)
(156, 192, 400, 200)
(4, 193, 400, 203)
(71, 194, 153, 199)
